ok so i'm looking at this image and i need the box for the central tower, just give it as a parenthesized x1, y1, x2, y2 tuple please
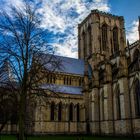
(78, 10, 126, 62)
(79, 10, 129, 135)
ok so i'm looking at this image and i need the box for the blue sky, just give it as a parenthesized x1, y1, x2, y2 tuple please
(0, 0, 139, 58)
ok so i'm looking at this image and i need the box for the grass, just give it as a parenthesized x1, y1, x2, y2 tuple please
(0, 135, 139, 140)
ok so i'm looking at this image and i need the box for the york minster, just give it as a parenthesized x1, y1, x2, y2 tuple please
(0, 9, 140, 136)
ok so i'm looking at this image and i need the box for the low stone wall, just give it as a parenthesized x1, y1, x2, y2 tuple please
(133, 118, 140, 135)
(114, 120, 131, 135)
(34, 121, 86, 134)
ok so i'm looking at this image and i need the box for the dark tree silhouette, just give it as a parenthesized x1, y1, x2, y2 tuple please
(0, 1, 62, 140)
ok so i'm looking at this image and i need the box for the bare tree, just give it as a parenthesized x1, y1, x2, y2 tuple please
(0, 1, 62, 140)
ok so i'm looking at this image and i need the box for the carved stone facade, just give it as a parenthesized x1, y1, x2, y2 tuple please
(79, 10, 140, 136)
(1, 10, 140, 136)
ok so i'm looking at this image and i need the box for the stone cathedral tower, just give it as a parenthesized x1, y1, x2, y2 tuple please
(78, 10, 136, 135)
(78, 9, 126, 61)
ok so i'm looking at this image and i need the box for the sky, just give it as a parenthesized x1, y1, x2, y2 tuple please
(0, 0, 140, 58)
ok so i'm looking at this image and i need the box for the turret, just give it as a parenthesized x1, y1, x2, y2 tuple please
(138, 16, 140, 40)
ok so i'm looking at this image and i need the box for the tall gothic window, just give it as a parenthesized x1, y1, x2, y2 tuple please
(82, 32, 86, 59)
(67, 77, 69, 85)
(88, 26, 92, 55)
(102, 24, 108, 51)
(77, 104, 80, 122)
(50, 75, 52, 83)
(133, 49, 140, 71)
(135, 80, 140, 116)
(116, 85, 121, 119)
(79, 78, 82, 86)
(58, 102, 62, 121)
(69, 103, 73, 121)
(69, 77, 72, 85)
(113, 27, 119, 53)
(53, 76, 56, 84)
(50, 102, 55, 121)
(64, 77, 66, 84)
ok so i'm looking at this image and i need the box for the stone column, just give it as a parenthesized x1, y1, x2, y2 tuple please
(91, 20, 100, 54)
(118, 77, 131, 134)
(90, 88, 100, 134)
(86, 28, 90, 57)
(78, 25, 81, 58)
(102, 62, 114, 134)
(80, 32, 85, 59)
(90, 66, 100, 134)
(103, 83, 114, 134)
(117, 54, 131, 134)
(107, 24, 112, 56)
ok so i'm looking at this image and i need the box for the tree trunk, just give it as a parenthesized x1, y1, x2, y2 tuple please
(18, 92, 26, 140)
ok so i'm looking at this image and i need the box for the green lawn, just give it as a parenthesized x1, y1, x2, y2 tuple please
(0, 135, 139, 140)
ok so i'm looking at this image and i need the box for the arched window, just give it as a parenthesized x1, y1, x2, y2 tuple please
(99, 68, 104, 84)
(50, 74, 52, 83)
(64, 77, 66, 84)
(82, 32, 86, 59)
(102, 24, 108, 51)
(135, 80, 140, 116)
(69, 77, 72, 85)
(77, 104, 80, 122)
(50, 102, 55, 121)
(47, 75, 49, 83)
(53, 75, 56, 84)
(69, 103, 73, 121)
(116, 85, 121, 119)
(88, 26, 92, 55)
(113, 27, 119, 53)
(58, 102, 62, 121)
(133, 49, 140, 71)
(67, 77, 69, 85)
(112, 63, 119, 80)
(79, 78, 82, 86)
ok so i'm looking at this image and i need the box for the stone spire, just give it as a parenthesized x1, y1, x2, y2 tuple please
(138, 16, 140, 40)
(127, 39, 131, 60)
(127, 39, 130, 47)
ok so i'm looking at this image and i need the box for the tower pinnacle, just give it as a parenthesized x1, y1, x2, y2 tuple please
(138, 16, 140, 40)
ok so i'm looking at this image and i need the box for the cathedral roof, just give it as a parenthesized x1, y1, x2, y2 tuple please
(53, 55, 85, 75)
(39, 54, 85, 75)
(40, 84, 82, 95)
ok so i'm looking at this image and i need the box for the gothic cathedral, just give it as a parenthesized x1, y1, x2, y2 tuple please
(1, 10, 140, 136)
(79, 9, 140, 136)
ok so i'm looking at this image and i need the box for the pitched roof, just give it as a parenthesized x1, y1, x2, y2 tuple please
(38, 53, 93, 76)
(39, 54, 85, 75)
(53, 55, 85, 75)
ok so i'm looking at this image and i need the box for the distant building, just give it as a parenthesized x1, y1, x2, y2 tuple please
(1, 10, 140, 136)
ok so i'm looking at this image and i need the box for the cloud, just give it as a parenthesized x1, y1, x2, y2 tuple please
(38, 0, 110, 58)
(0, 0, 24, 11)
(126, 20, 139, 44)
(1, 0, 110, 58)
